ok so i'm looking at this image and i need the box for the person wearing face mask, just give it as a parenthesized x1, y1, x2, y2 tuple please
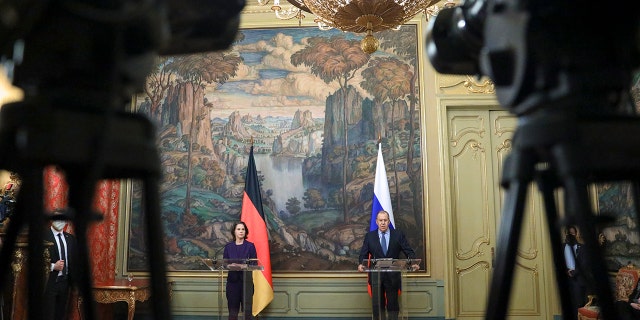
(564, 225, 587, 314)
(223, 221, 257, 320)
(44, 208, 77, 320)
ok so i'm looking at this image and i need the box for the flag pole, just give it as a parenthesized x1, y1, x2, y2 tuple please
(241, 141, 273, 315)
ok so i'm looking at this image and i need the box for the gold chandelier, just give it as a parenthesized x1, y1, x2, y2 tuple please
(258, 0, 442, 54)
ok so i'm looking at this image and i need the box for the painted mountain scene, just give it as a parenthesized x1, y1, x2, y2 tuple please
(127, 26, 426, 272)
(597, 183, 640, 271)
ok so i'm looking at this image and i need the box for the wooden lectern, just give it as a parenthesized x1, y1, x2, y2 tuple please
(364, 258, 421, 320)
(202, 258, 264, 320)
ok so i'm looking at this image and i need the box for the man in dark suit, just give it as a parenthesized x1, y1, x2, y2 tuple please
(357, 210, 420, 320)
(564, 225, 588, 313)
(44, 208, 77, 320)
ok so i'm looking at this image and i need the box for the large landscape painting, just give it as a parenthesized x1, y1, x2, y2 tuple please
(597, 78, 640, 271)
(126, 25, 426, 272)
(597, 183, 640, 271)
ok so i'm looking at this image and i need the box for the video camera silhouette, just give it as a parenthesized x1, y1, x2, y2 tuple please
(426, 0, 640, 116)
(0, 0, 245, 103)
(0, 1, 245, 320)
(426, 1, 640, 319)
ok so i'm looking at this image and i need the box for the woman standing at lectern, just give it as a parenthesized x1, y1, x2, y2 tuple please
(223, 221, 257, 320)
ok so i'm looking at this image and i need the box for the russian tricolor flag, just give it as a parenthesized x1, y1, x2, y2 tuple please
(370, 143, 395, 231)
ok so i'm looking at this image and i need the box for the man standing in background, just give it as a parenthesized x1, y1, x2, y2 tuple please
(564, 225, 587, 314)
(44, 208, 77, 320)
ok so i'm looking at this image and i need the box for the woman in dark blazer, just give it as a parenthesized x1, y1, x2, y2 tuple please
(223, 221, 257, 320)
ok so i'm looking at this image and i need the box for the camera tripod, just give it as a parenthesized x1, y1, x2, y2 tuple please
(425, 0, 640, 318)
(0, 0, 245, 318)
(0, 102, 171, 320)
(485, 110, 640, 320)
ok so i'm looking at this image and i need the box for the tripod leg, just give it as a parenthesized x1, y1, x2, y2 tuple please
(0, 168, 44, 320)
(535, 169, 577, 320)
(485, 151, 534, 320)
(143, 175, 171, 320)
(66, 172, 98, 320)
(24, 167, 47, 320)
(632, 182, 640, 240)
(564, 176, 616, 319)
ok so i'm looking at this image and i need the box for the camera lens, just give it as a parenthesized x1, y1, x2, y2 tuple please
(426, 0, 485, 75)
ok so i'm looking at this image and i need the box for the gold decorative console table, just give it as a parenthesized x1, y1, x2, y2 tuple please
(92, 279, 173, 320)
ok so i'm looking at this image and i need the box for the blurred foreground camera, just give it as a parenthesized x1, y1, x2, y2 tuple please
(0, 1, 244, 320)
(163, 0, 245, 55)
(427, 1, 640, 319)
(427, 0, 640, 115)
(0, 0, 245, 107)
(426, 0, 485, 76)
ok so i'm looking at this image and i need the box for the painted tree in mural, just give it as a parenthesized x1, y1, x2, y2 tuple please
(164, 52, 242, 215)
(361, 57, 413, 213)
(291, 36, 369, 222)
(144, 56, 171, 121)
(377, 27, 423, 227)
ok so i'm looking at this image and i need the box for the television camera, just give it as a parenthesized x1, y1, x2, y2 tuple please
(0, 1, 244, 319)
(427, 1, 640, 319)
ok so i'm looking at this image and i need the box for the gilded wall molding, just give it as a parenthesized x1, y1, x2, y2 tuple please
(451, 140, 485, 160)
(449, 114, 486, 147)
(496, 139, 512, 154)
(493, 115, 515, 137)
(438, 74, 495, 95)
(455, 236, 490, 261)
(455, 261, 490, 275)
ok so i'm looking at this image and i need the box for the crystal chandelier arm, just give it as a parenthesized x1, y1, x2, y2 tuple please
(258, 0, 449, 53)
(316, 21, 333, 31)
(256, 0, 308, 21)
(284, 0, 313, 13)
(425, 0, 457, 19)
(273, 6, 305, 20)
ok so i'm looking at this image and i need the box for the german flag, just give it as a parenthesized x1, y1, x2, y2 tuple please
(241, 146, 273, 316)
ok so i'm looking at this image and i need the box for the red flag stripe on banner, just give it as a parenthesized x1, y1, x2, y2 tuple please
(241, 146, 273, 316)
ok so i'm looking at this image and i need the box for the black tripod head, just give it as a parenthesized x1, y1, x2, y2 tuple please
(0, 1, 245, 319)
(427, 0, 640, 117)
(0, 0, 245, 110)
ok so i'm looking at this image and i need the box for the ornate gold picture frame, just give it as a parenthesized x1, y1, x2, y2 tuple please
(122, 20, 429, 274)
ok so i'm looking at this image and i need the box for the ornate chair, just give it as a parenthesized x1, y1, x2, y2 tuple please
(577, 263, 640, 320)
